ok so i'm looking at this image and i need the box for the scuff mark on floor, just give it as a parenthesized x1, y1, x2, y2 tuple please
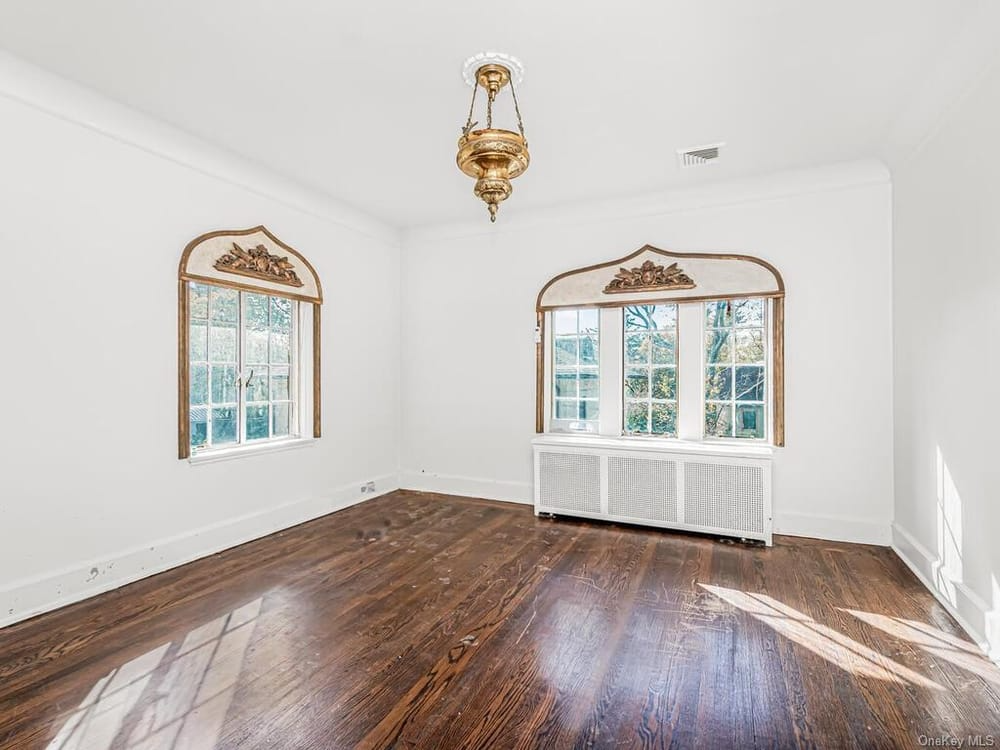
(515, 608, 538, 645)
(565, 574, 608, 594)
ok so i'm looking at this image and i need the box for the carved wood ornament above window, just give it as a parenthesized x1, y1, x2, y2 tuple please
(537, 244, 783, 310)
(177, 226, 324, 459)
(535, 244, 786, 446)
(179, 226, 322, 304)
(214, 242, 305, 288)
(603, 260, 696, 294)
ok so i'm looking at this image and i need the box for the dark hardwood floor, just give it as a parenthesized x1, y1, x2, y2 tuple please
(1, 491, 998, 749)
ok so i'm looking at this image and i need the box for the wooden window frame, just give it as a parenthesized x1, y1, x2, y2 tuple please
(178, 226, 323, 459)
(535, 245, 785, 447)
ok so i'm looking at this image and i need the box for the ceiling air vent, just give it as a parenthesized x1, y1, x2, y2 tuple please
(678, 143, 724, 168)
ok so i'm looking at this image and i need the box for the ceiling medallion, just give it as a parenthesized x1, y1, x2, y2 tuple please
(457, 52, 529, 223)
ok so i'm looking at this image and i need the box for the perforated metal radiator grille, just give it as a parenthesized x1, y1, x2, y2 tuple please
(533, 442, 771, 543)
(683, 462, 766, 534)
(538, 451, 601, 514)
(608, 456, 678, 523)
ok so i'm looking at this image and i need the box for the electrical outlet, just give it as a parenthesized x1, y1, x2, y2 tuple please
(365, 481, 376, 493)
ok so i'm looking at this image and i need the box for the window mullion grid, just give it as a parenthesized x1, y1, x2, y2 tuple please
(581, 310, 594, 421)
(574, 311, 583, 419)
(644, 333, 653, 434)
(289, 300, 298, 437)
(204, 284, 213, 449)
(238, 291, 247, 446)
(263, 295, 273, 441)
(578, 310, 596, 423)
(709, 308, 737, 437)
(550, 308, 603, 431)
(576, 331, 586, 420)
(553, 318, 571, 420)
(729, 320, 742, 436)
(544, 311, 552, 432)
(704, 300, 768, 441)
(189, 286, 302, 453)
(294, 302, 305, 437)
(621, 307, 678, 438)
(547, 300, 767, 443)
(730, 316, 766, 439)
(703, 311, 729, 439)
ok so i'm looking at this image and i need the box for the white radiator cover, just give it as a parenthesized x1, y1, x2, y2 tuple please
(533, 435, 773, 545)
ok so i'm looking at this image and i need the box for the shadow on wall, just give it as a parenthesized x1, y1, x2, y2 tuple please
(45, 597, 262, 749)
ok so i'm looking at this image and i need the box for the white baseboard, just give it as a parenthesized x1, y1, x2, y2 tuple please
(773, 510, 891, 545)
(399, 471, 532, 505)
(891, 522, 998, 664)
(400, 472, 891, 547)
(0, 473, 399, 630)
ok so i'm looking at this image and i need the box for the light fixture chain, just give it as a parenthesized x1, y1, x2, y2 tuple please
(509, 76, 526, 143)
(463, 81, 479, 135)
(487, 91, 494, 129)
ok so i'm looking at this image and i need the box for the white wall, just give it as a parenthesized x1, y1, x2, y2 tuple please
(0, 53, 402, 627)
(0, 50, 904, 629)
(400, 161, 894, 545)
(892, 57, 1000, 660)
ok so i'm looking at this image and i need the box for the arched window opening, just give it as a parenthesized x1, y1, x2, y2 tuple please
(177, 226, 323, 459)
(536, 244, 785, 446)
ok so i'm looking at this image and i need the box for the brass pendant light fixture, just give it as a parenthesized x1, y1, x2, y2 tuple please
(457, 53, 529, 222)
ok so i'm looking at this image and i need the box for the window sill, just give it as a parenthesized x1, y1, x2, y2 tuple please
(533, 433, 774, 460)
(188, 437, 317, 465)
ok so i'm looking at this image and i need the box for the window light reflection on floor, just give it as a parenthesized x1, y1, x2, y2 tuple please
(45, 597, 262, 750)
(699, 584, 942, 690)
(844, 609, 1000, 686)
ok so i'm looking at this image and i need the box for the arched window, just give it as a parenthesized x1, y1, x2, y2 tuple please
(536, 244, 785, 446)
(177, 226, 323, 459)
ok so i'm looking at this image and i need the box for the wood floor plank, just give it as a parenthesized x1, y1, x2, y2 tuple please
(1, 491, 999, 749)
(424, 522, 652, 749)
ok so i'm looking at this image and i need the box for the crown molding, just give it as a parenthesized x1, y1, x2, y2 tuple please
(880, 4, 1000, 169)
(404, 159, 890, 244)
(0, 50, 401, 247)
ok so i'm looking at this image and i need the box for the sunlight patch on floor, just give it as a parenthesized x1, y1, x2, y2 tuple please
(46, 597, 262, 750)
(845, 609, 1000, 686)
(700, 584, 942, 690)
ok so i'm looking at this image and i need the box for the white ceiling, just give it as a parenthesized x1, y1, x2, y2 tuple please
(0, 1, 979, 227)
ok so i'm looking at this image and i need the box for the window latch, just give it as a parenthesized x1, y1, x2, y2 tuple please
(234, 368, 255, 389)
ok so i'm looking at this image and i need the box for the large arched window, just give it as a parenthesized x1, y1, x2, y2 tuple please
(536, 244, 785, 446)
(177, 226, 323, 459)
